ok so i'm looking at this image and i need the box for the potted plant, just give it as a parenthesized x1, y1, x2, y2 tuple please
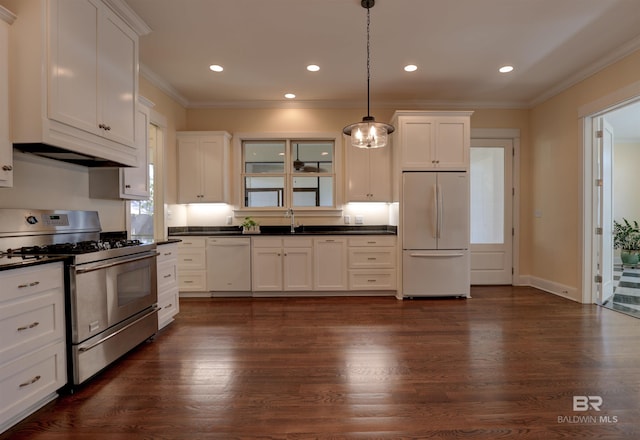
(241, 217, 260, 234)
(614, 218, 640, 265)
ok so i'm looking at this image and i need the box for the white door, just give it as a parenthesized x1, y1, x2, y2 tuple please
(470, 139, 513, 284)
(596, 118, 615, 304)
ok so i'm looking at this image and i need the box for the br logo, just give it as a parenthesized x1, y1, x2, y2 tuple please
(573, 396, 603, 411)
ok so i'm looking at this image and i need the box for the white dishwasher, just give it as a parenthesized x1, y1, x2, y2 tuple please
(206, 237, 252, 293)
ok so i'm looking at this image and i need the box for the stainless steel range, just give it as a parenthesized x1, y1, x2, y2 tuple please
(0, 209, 159, 387)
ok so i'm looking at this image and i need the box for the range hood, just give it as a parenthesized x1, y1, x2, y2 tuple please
(14, 143, 133, 167)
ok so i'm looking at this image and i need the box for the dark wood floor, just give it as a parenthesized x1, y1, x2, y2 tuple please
(3, 286, 640, 439)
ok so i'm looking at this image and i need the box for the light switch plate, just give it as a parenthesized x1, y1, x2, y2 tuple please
(344, 215, 351, 224)
(355, 215, 364, 224)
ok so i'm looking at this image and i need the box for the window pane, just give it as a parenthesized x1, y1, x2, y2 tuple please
(292, 141, 333, 173)
(292, 176, 333, 207)
(470, 147, 504, 244)
(245, 176, 284, 207)
(244, 141, 285, 173)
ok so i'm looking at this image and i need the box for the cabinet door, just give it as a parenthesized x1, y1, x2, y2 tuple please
(0, 9, 12, 187)
(283, 247, 313, 291)
(177, 138, 202, 203)
(345, 144, 372, 201)
(201, 136, 226, 202)
(368, 147, 391, 201)
(314, 238, 347, 290)
(48, 0, 100, 136)
(121, 103, 150, 198)
(252, 247, 283, 291)
(434, 118, 468, 169)
(399, 116, 435, 169)
(98, 7, 136, 146)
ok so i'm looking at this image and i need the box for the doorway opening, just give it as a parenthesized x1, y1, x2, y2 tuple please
(582, 85, 640, 318)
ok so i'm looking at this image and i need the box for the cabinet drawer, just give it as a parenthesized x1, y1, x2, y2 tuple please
(347, 236, 396, 247)
(1, 263, 63, 302)
(178, 271, 207, 292)
(177, 249, 205, 270)
(158, 290, 179, 330)
(157, 259, 178, 289)
(0, 340, 66, 427)
(252, 237, 283, 248)
(0, 290, 65, 362)
(157, 243, 179, 263)
(348, 247, 396, 268)
(348, 270, 396, 290)
(176, 237, 206, 248)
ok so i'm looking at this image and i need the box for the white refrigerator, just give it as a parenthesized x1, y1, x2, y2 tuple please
(402, 171, 470, 297)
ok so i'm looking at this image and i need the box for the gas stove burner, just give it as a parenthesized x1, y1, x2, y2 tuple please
(7, 239, 144, 255)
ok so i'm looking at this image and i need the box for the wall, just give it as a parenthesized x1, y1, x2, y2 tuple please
(529, 49, 640, 301)
(614, 141, 640, 222)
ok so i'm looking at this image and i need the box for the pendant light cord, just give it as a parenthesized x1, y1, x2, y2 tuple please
(366, 5, 371, 118)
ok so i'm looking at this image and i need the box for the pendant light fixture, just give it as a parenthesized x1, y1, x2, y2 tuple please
(343, 0, 394, 149)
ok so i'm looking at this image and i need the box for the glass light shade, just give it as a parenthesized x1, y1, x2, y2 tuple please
(343, 117, 395, 149)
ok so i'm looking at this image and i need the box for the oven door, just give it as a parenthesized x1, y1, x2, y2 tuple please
(71, 250, 158, 344)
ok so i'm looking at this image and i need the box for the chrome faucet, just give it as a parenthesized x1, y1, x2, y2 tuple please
(285, 208, 295, 233)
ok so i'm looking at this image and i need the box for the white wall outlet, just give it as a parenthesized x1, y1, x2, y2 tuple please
(355, 215, 364, 225)
(226, 216, 233, 225)
(344, 215, 351, 224)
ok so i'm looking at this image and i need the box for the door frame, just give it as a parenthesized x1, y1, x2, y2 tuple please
(579, 80, 640, 303)
(470, 128, 521, 285)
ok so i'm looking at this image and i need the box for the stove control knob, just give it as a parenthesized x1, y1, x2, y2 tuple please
(26, 215, 38, 225)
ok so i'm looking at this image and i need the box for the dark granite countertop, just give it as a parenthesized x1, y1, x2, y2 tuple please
(168, 225, 397, 237)
(0, 254, 67, 271)
(155, 238, 182, 245)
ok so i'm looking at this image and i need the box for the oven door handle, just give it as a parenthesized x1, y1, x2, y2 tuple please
(73, 252, 159, 274)
(78, 306, 160, 353)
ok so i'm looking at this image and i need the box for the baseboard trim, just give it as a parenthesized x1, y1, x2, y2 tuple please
(527, 276, 580, 303)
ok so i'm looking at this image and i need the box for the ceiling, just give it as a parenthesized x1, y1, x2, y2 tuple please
(123, 0, 640, 139)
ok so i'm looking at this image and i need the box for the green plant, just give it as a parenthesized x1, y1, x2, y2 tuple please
(241, 217, 258, 229)
(613, 218, 640, 251)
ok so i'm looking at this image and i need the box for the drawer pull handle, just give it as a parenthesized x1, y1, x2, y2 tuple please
(367, 279, 376, 282)
(367, 241, 376, 244)
(184, 280, 193, 284)
(367, 257, 377, 260)
(17, 281, 40, 289)
(163, 274, 172, 278)
(17, 322, 40, 331)
(164, 303, 172, 309)
(183, 258, 193, 261)
(19, 375, 41, 388)
(164, 252, 173, 256)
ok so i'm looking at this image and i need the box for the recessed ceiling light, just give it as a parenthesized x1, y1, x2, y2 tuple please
(209, 64, 224, 72)
(284, 93, 296, 99)
(499, 65, 514, 73)
(404, 64, 418, 72)
(307, 64, 320, 72)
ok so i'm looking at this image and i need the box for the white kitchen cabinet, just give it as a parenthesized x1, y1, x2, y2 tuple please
(252, 237, 313, 293)
(344, 136, 391, 202)
(175, 237, 208, 293)
(392, 111, 472, 171)
(177, 131, 231, 203)
(0, 6, 14, 188)
(0, 262, 66, 433)
(156, 242, 179, 329)
(347, 236, 397, 291)
(313, 237, 348, 290)
(88, 98, 151, 199)
(5, 0, 150, 167)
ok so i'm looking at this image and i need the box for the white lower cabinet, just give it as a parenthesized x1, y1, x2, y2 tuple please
(175, 237, 208, 293)
(313, 237, 348, 290)
(348, 236, 397, 290)
(252, 237, 313, 293)
(0, 262, 66, 434)
(156, 242, 179, 329)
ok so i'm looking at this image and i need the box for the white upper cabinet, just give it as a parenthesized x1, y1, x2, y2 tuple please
(344, 136, 392, 202)
(5, 0, 150, 166)
(392, 111, 472, 171)
(177, 131, 231, 203)
(0, 6, 15, 188)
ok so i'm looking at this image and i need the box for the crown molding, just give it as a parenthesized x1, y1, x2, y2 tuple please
(140, 64, 190, 108)
(0, 5, 16, 25)
(102, 0, 151, 36)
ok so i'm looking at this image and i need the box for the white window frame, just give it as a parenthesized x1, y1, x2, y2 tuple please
(233, 132, 343, 218)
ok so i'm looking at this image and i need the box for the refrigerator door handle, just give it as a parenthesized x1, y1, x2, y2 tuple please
(408, 252, 466, 257)
(432, 184, 438, 238)
(436, 184, 443, 239)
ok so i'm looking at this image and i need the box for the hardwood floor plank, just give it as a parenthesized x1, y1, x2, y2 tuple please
(2, 286, 640, 439)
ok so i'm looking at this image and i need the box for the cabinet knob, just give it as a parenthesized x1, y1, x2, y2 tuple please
(125, 184, 131, 188)
(2, 165, 12, 171)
